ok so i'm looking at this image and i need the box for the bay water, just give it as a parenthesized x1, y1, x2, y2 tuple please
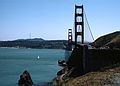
(0, 48, 65, 86)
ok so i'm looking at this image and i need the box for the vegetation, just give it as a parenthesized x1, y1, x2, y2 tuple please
(53, 63, 120, 86)
(93, 31, 120, 49)
(0, 38, 67, 49)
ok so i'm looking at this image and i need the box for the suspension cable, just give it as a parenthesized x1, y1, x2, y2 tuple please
(84, 9, 95, 41)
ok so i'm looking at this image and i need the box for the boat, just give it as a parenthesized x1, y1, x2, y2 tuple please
(37, 56, 40, 59)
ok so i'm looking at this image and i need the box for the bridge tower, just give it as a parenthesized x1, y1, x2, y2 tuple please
(75, 5, 84, 46)
(68, 29, 72, 51)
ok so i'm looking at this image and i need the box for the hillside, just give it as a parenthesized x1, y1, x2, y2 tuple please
(0, 38, 67, 49)
(16, 38, 45, 41)
(93, 31, 120, 49)
(55, 66, 120, 86)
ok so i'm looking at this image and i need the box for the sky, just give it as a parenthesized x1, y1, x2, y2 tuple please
(0, 0, 120, 41)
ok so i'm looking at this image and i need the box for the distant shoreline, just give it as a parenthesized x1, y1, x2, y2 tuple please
(0, 47, 65, 50)
(0, 38, 67, 49)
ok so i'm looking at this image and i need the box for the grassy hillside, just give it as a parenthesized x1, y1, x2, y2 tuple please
(60, 66, 120, 86)
(93, 31, 120, 49)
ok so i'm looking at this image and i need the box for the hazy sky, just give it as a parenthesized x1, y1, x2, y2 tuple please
(0, 0, 120, 41)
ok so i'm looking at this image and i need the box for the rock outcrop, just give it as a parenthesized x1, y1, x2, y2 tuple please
(18, 70, 33, 86)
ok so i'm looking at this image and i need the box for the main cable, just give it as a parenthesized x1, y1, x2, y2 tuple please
(84, 9, 95, 41)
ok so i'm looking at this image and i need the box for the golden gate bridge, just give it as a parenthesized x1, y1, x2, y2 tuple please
(58, 5, 120, 77)
(67, 5, 95, 51)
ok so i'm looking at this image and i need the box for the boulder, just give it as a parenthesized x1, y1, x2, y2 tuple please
(18, 70, 33, 86)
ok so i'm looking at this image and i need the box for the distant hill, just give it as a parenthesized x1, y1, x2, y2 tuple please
(93, 31, 120, 49)
(0, 38, 67, 49)
(16, 38, 45, 42)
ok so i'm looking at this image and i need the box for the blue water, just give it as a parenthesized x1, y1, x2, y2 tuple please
(0, 48, 65, 86)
